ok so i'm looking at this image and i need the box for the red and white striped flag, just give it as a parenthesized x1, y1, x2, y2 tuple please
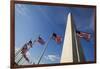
(76, 31, 91, 41)
(21, 40, 32, 62)
(36, 36, 45, 45)
(52, 33, 62, 44)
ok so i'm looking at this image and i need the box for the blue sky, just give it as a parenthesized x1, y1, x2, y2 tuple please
(15, 4, 95, 64)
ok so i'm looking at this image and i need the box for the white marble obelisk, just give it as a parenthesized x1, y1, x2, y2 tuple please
(60, 13, 73, 63)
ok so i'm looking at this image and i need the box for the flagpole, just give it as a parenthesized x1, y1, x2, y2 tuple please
(37, 34, 52, 64)
(15, 33, 41, 65)
(72, 21, 80, 62)
(16, 55, 24, 64)
(21, 57, 26, 65)
(16, 44, 32, 64)
(15, 45, 25, 58)
(16, 40, 36, 64)
(15, 33, 40, 58)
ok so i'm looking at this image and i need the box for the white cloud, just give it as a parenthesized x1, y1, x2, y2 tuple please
(44, 54, 60, 62)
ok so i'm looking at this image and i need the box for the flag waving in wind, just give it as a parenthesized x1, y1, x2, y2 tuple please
(21, 40, 32, 62)
(76, 30, 91, 41)
(52, 33, 62, 44)
(37, 36, 45, 45)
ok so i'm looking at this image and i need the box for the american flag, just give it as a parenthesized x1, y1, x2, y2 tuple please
(76, 30, 91, 41)
(21, 40, 32, 62)
(52, 33, 62, 44)
(37, 36, 45, 45)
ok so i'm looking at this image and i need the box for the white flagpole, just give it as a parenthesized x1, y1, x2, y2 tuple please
(16, 55, 24, 64)
(37, 34, 52, 64)
(74, 26, 80, 62)
(15, 33, 40, 65)
(16, 40, 36, 64)
(15, 33, 40, 59)
(15, 45, 25, 58)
